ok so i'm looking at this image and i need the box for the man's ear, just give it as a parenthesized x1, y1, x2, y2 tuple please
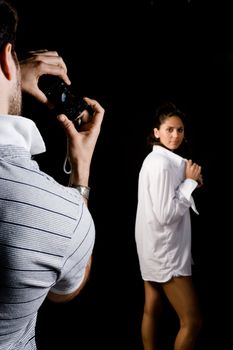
(0, 43, 13, 80)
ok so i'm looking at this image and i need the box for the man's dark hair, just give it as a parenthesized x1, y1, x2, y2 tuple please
(0, 0, 18, 52)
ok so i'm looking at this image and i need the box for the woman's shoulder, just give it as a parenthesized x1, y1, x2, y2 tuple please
(143, 149, 170, 169)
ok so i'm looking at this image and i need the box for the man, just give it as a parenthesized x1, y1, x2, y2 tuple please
(0, 1, 105, 349)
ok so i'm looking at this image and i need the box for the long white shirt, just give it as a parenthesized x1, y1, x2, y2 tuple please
(135, 145, 199, 282)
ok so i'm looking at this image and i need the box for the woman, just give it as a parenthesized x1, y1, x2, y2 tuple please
(135, 102, 203, 350)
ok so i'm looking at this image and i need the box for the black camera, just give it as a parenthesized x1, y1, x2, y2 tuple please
(38, 76, 93, 122)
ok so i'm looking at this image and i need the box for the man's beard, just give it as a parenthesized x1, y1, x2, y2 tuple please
(8, 69, 22, 116)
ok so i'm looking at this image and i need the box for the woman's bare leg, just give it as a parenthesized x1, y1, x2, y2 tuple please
(162, 276, 202, 350)
(141, 281, 163, 350)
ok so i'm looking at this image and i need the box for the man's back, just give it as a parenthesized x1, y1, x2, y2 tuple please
(0, 136, 95, 349)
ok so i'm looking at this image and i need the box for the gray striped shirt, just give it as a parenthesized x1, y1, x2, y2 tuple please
(0, 116, 95, 349)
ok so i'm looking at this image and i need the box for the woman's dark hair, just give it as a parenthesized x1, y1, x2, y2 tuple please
(147, 101, 187, 148)
(0, 0, 18, 53)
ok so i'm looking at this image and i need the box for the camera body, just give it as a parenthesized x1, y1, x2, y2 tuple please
(38, 76, 92, 121)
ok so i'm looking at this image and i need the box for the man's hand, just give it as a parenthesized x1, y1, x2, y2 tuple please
(20, 49, 71, 105)
(57, 97, 105, 187)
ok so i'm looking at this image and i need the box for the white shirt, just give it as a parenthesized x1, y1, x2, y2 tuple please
(135, 145, 199, 282)
(0, 114, 46, 155)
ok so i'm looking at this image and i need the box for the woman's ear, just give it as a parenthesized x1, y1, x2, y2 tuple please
(153, 128, 159, 139)
(0, 43, 14, 80)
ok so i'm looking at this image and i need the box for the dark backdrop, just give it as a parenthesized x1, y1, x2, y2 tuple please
(10, 0, 232, 349)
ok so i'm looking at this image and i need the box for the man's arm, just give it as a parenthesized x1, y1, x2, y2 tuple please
(47, 256, 92, 303)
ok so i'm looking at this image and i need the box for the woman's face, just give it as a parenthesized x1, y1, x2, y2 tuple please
(153, 116, 184, 151)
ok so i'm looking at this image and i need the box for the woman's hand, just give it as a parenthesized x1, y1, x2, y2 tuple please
(185, 159, 202, 185)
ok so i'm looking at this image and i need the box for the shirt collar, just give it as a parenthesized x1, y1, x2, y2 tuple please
(0, 114, 46, 155)
(153, 145, 184, 167)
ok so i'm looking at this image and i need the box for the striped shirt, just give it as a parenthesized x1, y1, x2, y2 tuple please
(0, 115, 95, 349)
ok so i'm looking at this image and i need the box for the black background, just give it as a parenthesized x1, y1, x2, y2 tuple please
(10, 0, 232, 349)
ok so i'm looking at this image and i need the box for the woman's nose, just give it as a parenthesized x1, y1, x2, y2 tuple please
(172, 130, 179, 137)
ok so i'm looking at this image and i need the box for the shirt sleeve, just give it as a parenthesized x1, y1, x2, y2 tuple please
(145, 156, 198, 226)
(50, 203, 95, 295)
